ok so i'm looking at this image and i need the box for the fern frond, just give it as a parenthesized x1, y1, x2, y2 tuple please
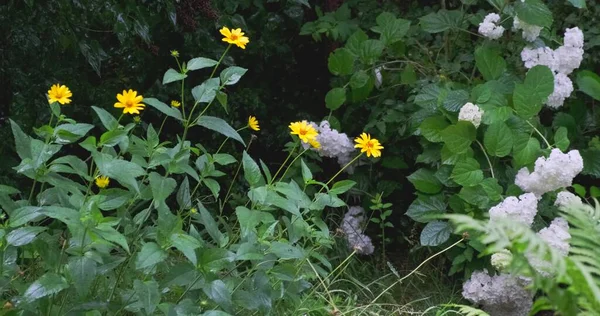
(442, 304, 490, 316)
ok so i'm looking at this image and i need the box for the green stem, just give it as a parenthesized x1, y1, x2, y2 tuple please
(476, 140, 495, 179)
(278, 148, 309, 182)
(28, 179, 38, 204)
(526, 120, 552, 149)
(319, 153, 363, 193)
(209, 45, 232, 79)
(220, 136, 255, 214)
(157, 116, 169, 137)
(270, 144, 298, 184)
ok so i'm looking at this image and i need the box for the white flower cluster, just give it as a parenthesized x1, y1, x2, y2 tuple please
(462, 270, 533, 316)
(304, 121, 355, 165)
(528, 217, 571, 276)
(513, 16, 543, 42)
(458, 102, 484, 128)
(554, 191, 584, 208)
(515, 149, 584, 197)
(520, 27, 584, 108)
(341, 206, 374, 255)
(489, 193, 538, 227)
(478, 13, 505, 40)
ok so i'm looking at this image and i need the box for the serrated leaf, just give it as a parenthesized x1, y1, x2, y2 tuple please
(420, 221, 452, 246)
(554, 127, 569, 151)
(475, 45, 506, 81)
(408, 169, 442, 194)
(192, 78, 220, 104)
(420, 116, 449, 143)
(451, 158, 484, 187)
(220, 66, 247, 85)
(576, 70, 600, 101)
(358, 39, 384, 65)
(484, 122, 513, 157)
(515, 0, 553, 28)
(419, 10, 464, 33)
(325, 88, 347, 110)
(170, 233, 202, 265)
(442, 121, 476, 153)
(406, 195, 446, 223)
(6, 227, 47, 246)
(513, 135, 541, 168)
(68, 256, 97, 297)
(350, 70, 370, 89)
(163, 68, 187, 84)
(135, 242, 167, 271)
(328, 48, 354, 75)
(197, 116, 245, 146)
(242, 151, 263, 187)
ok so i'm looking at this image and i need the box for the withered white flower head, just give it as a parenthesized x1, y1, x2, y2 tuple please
(515, 149, 584, 197)
(458, 102, 484, 128)
(341, 206, 374, 255)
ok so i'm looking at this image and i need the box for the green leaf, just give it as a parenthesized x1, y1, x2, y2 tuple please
(358, 39, 385, 65)
(573, 184, 586, 197)
(513, 83, 541, 119)
(170, 233, 202, 265)
(149, 172, 177, 209)
(197, 116, 245, 146)
(135, 242, 168, 271)
(376, 12, 410, 44)
(325, 88, 347, 110)
(567, 0, 586, 8)
(442, 121, 476, 153)
(220, 66, 248, 85)
(242, 151, 263, 187)
(407, 169, 442, 194)
(10, 206, 43, 227)
(345, 30, 368, 56)
(515, 0, 553, 28)
(203, 280, 232, 312)
(480, 178, 503, 201)
(526, 65, 555, 100)
(484, 122, 513, 157)
(133, 279, 161, 314)
(177, 177, 192, 210)
(406, 195, 446, 223)
(192, 78, 220, 104)
(401, 64, 418, 86)
(144, 98, 183, 121)
(203, 178, 220, 199)
(581, 149, 600, 178)
(420, 221, 452, 246)
(420, 116, 450, 143)
(554, 127, 570, 151)
(451, 158, 484, 187)
(419, 10, 464, 33)
(213, 154, 236, 166)
(10, 119, 32, 160)
(67, 256, 97, 297)
(40, 206, 81, 227)
(443, 90, 469, 112)
(576, 70, 600, 101)
(475, 46, 506, 81)
(350, 70, 370, 89)
(328, 48, 355, 75)
(270, 241, 306, 259)
(330, 180, 356, 195)
(92, 106, 118, 130)
(187, 57, 218, 71)
(300, 159, 312, 183)
(6, 227, 47, 246)
(93, 152, 146, 192)
(23, 273, 69, 304)
(163, 68, 187, 85)
(216, 91, 228, 113)
(513, 135, 541, 168)
(198, 204, 228, 247)
(94, 226, 130, 253)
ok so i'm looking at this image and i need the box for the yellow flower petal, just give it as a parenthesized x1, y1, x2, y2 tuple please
(114, 89, 145, 115)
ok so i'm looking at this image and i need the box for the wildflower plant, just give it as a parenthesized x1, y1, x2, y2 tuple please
(0, 27, 373, 314)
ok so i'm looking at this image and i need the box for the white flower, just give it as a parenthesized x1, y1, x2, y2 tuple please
(302, 121, 357, 172)
(554, 46, 583, 75)
(374, 67, 383, 88)
(341, 206, 374, 255)
(528, 217, 571, 276)
(555, 191, 583, 208)
(458, 102, 484, 128)
(515, 149, 584, 196)
(491, 249, 513, 271)
(546, 73, 574, 109)
(563, 27, 584, 48)
(513, 16, 543, 42)
(489, 193, 539, 227)
(520, 47, 558, 71)
(479, 13, 505, 40)
(462, 270, 533, 316)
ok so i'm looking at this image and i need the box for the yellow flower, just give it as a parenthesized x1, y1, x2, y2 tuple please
(220, 27, 250, 49)
(354, 133, 383, 158)
(190, 208, 198, 214)
(114, 89, 145, 115)
(308, 138, 321, 149)
(47, 84, 73, 105)
(248, 116, 260, 131)
(170, 50, 179, 57)
(289, 121, 318, 144)
(95, 176, 110, 189)
(171, 100, 181, 107)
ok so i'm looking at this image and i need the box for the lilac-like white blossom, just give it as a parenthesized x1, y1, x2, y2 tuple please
(564, 27, 584, 48)
(302, 121, 357, 172)
(489, 193, 538, 227)
(458, 102, 484, 128)
(462, 270, 533, 316)
(554, 191, 583, 208)
(546, 73, 574, 109)
(528, 217, 571, 276)
(341, 206, 374, 255)
(554, 45, 584, 75)
(521, 47, 558, 71)
(515, 149, 584, 196)
(479, 13, 505, 40)
(513, 17, 543, 42)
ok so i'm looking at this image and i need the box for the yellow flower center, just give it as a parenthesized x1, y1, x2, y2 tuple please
(55, 91, 64, 98)
(230, 34, 239, 40)
(126, 100, 134, 107)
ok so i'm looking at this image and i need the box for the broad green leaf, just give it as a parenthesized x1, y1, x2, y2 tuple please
(213, 154, 236, 166)
(576, 70, 600, 101)
(93, 152, 146, 192)
(187, 57, 218, 71)
(515, 0, 553, 28)
(475, 46, 506, 81)
(40, 206, 81, 227)
(54, 123, 94, 144)
(376, 12, 410, 44)
(420, 116, 449, 143)
(330, 180, 356, 195)
(526, 65, 554, 100)
(135, 242, 167, 271)
(451, 158, 484, 187)
(203, 178, 220, 199)
(242, 151, 263, 187)
(325, 88, 347, 110)
(94, 226, 130, 253)
(406, 195, 446, 223)
(345, 30, 368, 56)
(420, 221, 452, 246)
(442, 121, 476, 153)
(328, 48, 355, 75)
(149, 172, 177, 209)
(270, 241, 306, 259)
(133, 279, 161, 314)
(198, 204, 227, 247)
(358, 39, 385, 65)
(513, 135, 541, 168)
(203, 280, 233, 312)
(144, 98, 183, 121)
(220, 66, 247, 85)
(67, 256, 97, 297)
(480, 178, 503, 201)
(197, 116, 245, 146)
(216, 91, 228, 113)
(236, 206, 275, 240)
(98, 188, 131, 210)
(513, 83, 541, 119)
(401, 64, 417, 85)
(10, 206, 43, 227)
(419, 10, 464, 33)
(300, 159, 312, 183)
(407, 168, 442, 194)
(443, 90, 469, 112)
(163, 68, 187, 85)
(23, 273, 69, 304)
(192, 78, 220, 104)
(567, 0, 586, 8)
(177, 177, 192, 210)
(170, 233, 202, 265)
(6, 227, 47, 246)
(554, 127, 570, 151)
(581, 149, 600, 178)
(484, 122, 513, 157)
(350, 70, 370, 89)
(10, 119, 31, 160)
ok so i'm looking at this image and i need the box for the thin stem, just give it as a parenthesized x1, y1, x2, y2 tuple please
(177, 273, 203, 303)
(319, 153, 363, 193)
(475, 140, 495, 179)
(157, 116, 169, 137)
(28, 180, 37, 204)
(278, 148, 309, 182)
(271, 144, 298, 184)
(209, 45, 232, 79)
(181, 78, 186, 121)
(220, 136, 255, 214)
(525, 120, 552, 148)
(306, 259, 338, 312)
